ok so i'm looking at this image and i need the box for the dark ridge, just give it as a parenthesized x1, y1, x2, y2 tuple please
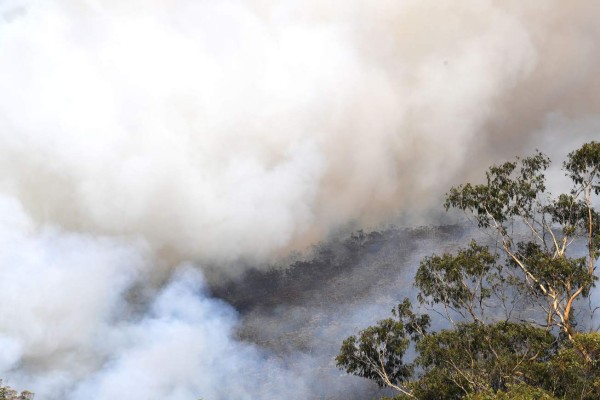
(210, 224, 467, 315)
(208, 224, 472, 400)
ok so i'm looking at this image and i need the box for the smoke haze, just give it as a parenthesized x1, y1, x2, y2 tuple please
(0, 0, 598, 398)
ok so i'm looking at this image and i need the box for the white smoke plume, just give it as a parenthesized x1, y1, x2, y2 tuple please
(1, 0, 597, 267)
(0, 0, 598, 398)
(0, 194, 318, 399)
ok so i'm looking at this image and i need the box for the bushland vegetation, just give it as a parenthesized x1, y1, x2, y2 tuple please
(337, 142, 600, 399)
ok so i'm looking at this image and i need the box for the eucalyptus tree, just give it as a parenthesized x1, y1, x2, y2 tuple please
(337, 142, 600, 399)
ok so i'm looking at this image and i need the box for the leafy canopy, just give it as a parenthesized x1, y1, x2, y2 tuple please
(337, 141, 600, 399)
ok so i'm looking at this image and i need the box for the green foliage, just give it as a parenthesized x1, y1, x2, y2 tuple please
(336, 299, 429, 392)
(336, 142, 600, 399)
(0, 381, 33, 400)
(444, 151, 550, 229)
(537, 332, 600, 400)
(465, 383, 558, 400)
(415, 322, 555, 397)
(564, 141, 600, 195)
(510, 241, 593, 297)
(415, 242, 499, 323)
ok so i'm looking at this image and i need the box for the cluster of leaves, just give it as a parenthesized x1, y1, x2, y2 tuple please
(337, 300, 429, 397)
(0, 382, 33, 400)
(337, 142, 600, 399)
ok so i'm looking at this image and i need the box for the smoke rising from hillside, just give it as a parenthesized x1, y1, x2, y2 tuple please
(0, 0, 598, 398)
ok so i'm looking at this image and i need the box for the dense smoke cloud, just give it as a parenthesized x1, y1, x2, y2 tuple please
(0, 0, 598, 398)
(0, 197, 302, 399)
(0, 0, 597, 268)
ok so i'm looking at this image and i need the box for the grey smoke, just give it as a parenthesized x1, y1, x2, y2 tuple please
(0, 0, 598, 399)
